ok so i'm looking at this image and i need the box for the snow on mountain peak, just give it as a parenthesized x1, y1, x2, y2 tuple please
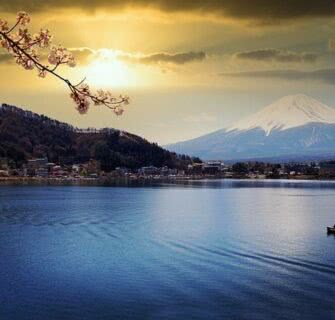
(226, 94, 335, 135)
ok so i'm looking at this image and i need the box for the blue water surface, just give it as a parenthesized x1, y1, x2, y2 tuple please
(0, 180, 334, 320)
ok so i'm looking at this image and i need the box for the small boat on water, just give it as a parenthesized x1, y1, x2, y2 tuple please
(327, 226, 335, 234)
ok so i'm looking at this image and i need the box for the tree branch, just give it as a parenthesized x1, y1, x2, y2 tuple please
(0, 11, 129, 115)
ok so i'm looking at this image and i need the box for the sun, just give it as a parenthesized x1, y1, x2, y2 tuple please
(85, 54, 131, 88)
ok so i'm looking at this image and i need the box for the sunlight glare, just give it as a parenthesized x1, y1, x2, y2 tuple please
(85, 51, 131, 88)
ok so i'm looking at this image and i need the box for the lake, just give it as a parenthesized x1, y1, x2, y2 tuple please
(0, 180, 335, 320)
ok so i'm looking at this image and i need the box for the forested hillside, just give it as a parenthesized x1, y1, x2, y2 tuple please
(0, 104, 193, 170)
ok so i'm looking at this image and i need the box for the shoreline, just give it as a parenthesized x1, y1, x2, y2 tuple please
(1, 175, 335, 186)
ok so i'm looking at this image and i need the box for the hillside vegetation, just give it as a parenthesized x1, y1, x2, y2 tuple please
(0, 104, 193, 170)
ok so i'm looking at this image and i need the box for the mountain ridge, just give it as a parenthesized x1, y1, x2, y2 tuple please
(226, 94, 335, 135)
(0, 103, 192, 170)
(166, 94, 335, 161)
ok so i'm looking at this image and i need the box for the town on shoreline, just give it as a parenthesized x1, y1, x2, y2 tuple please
(1, 157, 335, 184)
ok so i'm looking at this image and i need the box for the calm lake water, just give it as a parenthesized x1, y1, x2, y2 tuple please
(0, 180, 335, 320)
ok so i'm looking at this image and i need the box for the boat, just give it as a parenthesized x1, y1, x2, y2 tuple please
(327, 227, 335, 234)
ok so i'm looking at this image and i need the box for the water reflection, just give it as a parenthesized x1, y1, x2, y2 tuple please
(0, 181, 334, 320)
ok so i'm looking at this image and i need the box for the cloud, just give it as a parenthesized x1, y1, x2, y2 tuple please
(221, 69, 335, 85)
(1, 1, 335, 22)
(69, 47, 95, 63)
(119, 51, 206, 65)
(0, 47, 95, 67)
(71, 48, 207, 65)
(235, 49, 318, 63)
(0, 47, 205, 68)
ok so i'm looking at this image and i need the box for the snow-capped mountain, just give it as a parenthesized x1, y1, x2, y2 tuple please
(227, 94, 335, 135)
(166, 94, 335, 161)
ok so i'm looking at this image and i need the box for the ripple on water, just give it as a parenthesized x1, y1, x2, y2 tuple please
(1, 185, 335, 320)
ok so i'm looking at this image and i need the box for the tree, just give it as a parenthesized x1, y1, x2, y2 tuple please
(192, 157, 202, 163)
(94, 142, 117, 171)
(232, 162, 248, 174)
(0, 12, 129, 114)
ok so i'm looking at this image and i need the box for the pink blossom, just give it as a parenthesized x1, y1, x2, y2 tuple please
(67, 55, 76, 67)
(38, 69, 47, 78)
(34, 29, 52, 48)
(47, 45, 75, 67)
(16, 12, 30, 26)
(0, 19, 8, 32)
(17, 28, 32, 45)
(1, 11, 129, 115)
(25, 59, 34, 70)
(0, 38, 9, 49)
(114, 107, 124, 116)
(71, 92, 90, 114)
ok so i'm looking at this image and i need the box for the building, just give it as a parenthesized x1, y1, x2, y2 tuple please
(35, 167, 49, 177)
(138, 166, 159, 175)
(51, 165, 66, 177)
(160, 166, 178, 176)
(27, 157, 48, 169)
(188, 163, 203, 175)
(71, 164, 81, 175)
(115, 167, 131, 176)
(27, 157, 48, 176)
(0, 170, 9, 177)
(85, 159, 101, 175)
(177, 170, 185, 176)
(203, 161, 223, 175)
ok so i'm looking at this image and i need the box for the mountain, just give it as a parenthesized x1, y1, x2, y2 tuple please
(0, 103, 192, 170)
(166, 94, 335, 161)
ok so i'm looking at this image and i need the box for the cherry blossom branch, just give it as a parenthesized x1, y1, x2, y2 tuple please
(0, 11, 129, 115)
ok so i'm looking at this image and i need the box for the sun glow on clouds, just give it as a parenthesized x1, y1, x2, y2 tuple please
(85, 49, 134, 88)
(84, 49, 187, 89)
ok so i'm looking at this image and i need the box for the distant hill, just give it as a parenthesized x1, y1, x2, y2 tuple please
(0, 104, 192, 170)
(166, 94, 335, 161)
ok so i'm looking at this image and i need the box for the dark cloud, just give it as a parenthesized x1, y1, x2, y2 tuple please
(69, 47, 95, 63)
(221, 69, 335, 85)
(235, 49, 318, 63)
(0, 48, 205, 66)
(119, 51, 206, 65)
(0, 47, 94, 66)
(1, 0, 335, 21)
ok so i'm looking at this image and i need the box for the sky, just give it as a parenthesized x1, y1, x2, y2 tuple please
(1, 0, 335, 144)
